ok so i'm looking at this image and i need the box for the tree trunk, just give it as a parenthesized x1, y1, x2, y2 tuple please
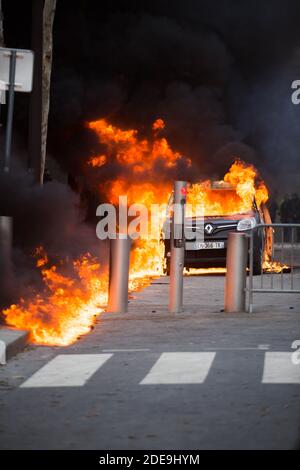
(28, 0, 56, 185)
(41, 0, 56, 184)
(28, 0, 44, 180)
(0, 0, 4, 47)
(0, 1, 4, 120)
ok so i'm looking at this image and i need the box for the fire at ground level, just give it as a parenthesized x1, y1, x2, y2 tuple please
(1, 119, 292, 347)
(1, 241, 295, 347)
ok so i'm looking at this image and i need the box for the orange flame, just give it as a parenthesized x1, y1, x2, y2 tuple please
(3, 249, 108, 346)
(152, 118, 165, 131)
(186, 160, 269, 217)
(87, 118, 191, 173)
(88, 154, 107, 168)
(184, 267, 227, 275)
(3, 119, 182, 345)
(3, 118, 275, 346)
(35, 246, 48, 267)
(88, 118, 191, 287)
(263, 253, 289, 273)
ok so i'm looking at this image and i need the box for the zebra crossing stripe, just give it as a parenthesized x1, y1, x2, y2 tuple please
(20, 354, 113, 388)
(262, 352, 300, 384)
(18, 351, 300, 388)
(140, 352, 216, 384)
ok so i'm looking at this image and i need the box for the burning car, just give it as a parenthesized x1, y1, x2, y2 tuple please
(163, 179, 273, 276)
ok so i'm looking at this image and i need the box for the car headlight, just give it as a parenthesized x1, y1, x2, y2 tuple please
(237, 217, 257, 231)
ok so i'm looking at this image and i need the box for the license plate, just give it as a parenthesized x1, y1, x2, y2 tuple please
(185, 241, 225, 250)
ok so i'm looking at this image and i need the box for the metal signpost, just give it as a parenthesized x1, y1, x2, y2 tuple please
(0, 47, 34, 172)
(0, 48, 34, 302)
(169, 181, 188, 313)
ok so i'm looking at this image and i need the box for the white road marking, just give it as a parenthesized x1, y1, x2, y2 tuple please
(199, 347, 269, 351)
(262, 352, 300, 384)
(20, 354, 113, 388)
(140, 352, 216, 384)
(102, 349, 151, 352)
(258, 344, 270, 350)
(17, 351, 300, 388)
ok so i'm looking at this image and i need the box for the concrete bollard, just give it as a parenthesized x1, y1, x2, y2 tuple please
(107, 235, 132, 313)
(0, 216, 13, 312)
(224, 232, 248, 313)
(169, 181, 187, 313)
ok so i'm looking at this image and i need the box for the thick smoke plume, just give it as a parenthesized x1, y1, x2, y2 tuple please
(44, 0, 300, 195)
(4, 0, 300, 190)
(0, 162, 108, 309)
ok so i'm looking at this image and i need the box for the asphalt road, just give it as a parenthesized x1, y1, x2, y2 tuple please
(0, 272, 300, 450)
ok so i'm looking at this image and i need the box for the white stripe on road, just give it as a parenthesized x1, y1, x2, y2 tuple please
(140, 352, 216, 384)
(20, 354, 113, 388)
(102, 349, 151, 352)
(262, 352, 300, 384)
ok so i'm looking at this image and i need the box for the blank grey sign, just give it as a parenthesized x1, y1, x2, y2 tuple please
(0, 47, 34, 93)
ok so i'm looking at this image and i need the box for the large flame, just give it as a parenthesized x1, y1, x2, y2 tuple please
(87, 118, 192, 286)
(2, 118, 280, 347)
(88, 118, 191, 173)
(3, 119, 184, 345)
(3, 248, 108, 346)
(186, 160, 269, 217)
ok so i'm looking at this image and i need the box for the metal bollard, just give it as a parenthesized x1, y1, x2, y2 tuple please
(0, 216, 13, 307)
(107, 235, 131, 313)
(224, 232, 248, 313)
(169, 181, 187, 313)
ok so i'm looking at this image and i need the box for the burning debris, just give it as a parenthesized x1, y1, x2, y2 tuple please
(263, 254, 290, 274)
(88, 154, 107, 168)
(184, 267, 227, 275)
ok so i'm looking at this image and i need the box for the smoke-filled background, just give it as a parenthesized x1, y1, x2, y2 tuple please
(50, 0, 300, 190)
(4, 0, 300, 187)
(1, 0, 300, 305)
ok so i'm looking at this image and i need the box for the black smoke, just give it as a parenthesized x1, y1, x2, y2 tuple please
(0, 165, 108, 309)
(45, 0, 300, 193)
(3, 0, 300, 188)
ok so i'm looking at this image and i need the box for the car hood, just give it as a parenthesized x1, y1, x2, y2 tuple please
(187, 210, 256, 224)
(161, 210, 257, 236)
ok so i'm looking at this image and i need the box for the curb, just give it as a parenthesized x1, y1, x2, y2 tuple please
(0, 327, 30, 364)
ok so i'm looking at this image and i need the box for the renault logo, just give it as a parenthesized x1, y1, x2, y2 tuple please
(204, 223, 214, 235)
